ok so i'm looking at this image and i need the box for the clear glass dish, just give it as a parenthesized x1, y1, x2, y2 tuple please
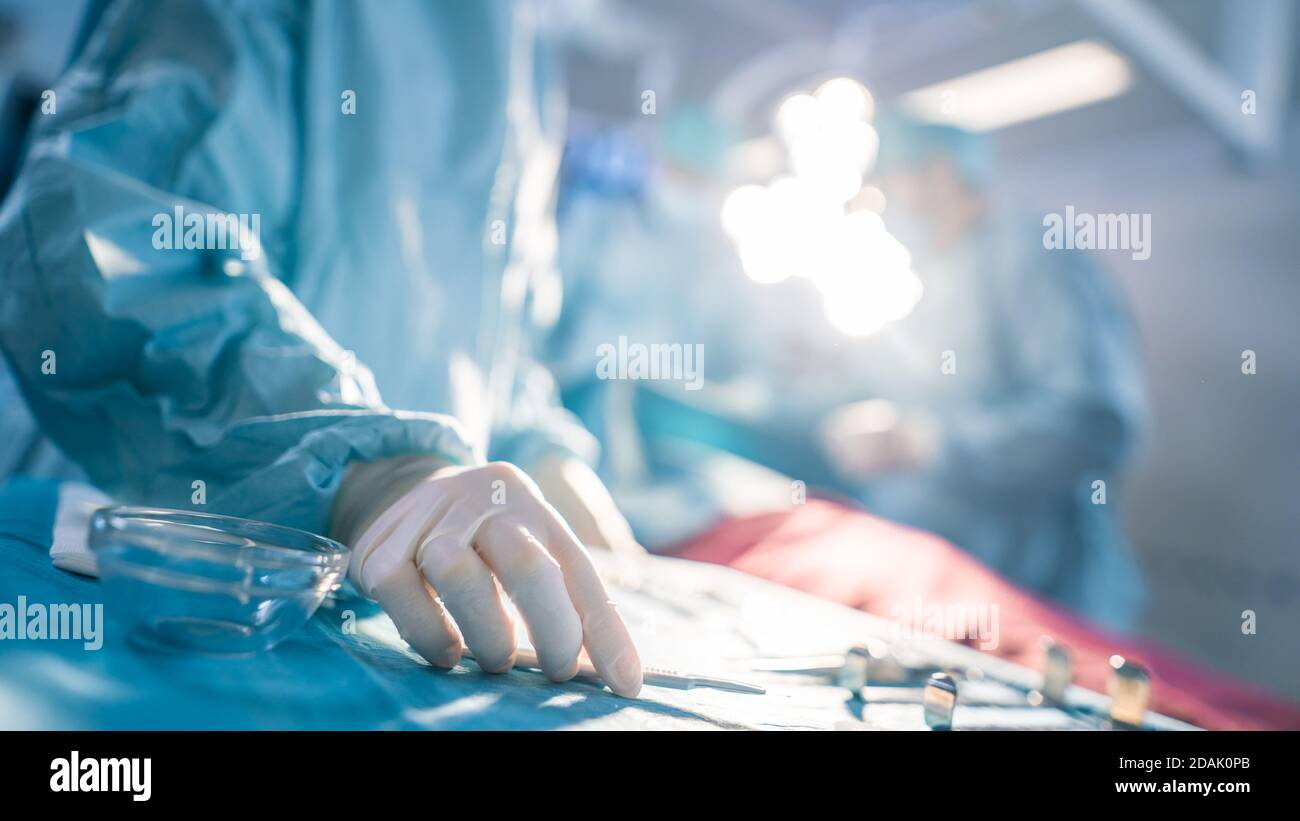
(89, 506, 350, 655)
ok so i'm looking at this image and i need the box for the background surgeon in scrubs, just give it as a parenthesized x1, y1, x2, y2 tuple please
(550, 111, 1148, 631)
(816, 117, 1150, 629)
(550, 107, 807, 548)
(0, 0, 642, 695)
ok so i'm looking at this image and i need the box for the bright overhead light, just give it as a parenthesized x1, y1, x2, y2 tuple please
(900, 40, 1133, 132)
(815, 77, 874, 123)
(723, 77, 921, 335)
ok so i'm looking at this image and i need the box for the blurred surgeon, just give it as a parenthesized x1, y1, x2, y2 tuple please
(814, 117, 1149, 629)
(0, 0, 641, 695)
(550, 108, 804, 547)
(550, 112, 1148, 630)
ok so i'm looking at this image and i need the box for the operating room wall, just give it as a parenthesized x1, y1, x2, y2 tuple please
(994, 119, 1300, 699)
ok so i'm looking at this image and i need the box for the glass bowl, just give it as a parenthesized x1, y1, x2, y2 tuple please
(89, 507, 350, 655)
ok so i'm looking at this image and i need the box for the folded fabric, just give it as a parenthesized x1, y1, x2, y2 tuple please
(49, 482, 111, 578)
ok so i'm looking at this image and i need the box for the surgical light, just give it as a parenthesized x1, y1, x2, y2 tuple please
(724, 77, 921, 336)
(814, 77, 874, 123)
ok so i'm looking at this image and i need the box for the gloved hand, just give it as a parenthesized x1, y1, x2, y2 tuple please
(820, 400, 940, 478)
(528, 453, 646, 561)
(332, 458, 642, 697)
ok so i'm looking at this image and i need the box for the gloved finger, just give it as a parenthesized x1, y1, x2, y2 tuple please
(369, 564, 464, 669)
(548, 487, 604, 547)
(587, 505, 647, 560)
(350, 489, 448, 591)
(347, 492, 416, 585)
(542, 516, 642, 698)
(417, 531, 517, 673)
(474, 516, 584, 682)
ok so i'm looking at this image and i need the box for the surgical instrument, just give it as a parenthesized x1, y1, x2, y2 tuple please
(462, 646, 766, 695)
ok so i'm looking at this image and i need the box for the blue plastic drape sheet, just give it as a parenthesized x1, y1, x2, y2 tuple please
(0, 478, 721, 730)
(2, 477, 1192, 731)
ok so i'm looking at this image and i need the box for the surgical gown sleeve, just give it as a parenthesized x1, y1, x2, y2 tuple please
(488, 296, 600, 471)
(0, 0, 474, 535)
(931, 236, 1147, 498)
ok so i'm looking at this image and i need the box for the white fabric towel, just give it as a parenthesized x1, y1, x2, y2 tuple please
(50, 482, 112, 578)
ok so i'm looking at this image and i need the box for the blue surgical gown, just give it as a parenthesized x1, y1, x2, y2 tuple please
(0, 0, 595, 535)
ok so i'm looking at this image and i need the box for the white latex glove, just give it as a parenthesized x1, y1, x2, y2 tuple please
(336, 459, 642, 697)
(528, 453, 646, 561)
(820, 400, 940, 479)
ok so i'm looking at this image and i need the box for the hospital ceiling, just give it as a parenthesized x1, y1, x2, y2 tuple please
(564, 0, 1300, 158)
(1, 0, 1296, 160)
